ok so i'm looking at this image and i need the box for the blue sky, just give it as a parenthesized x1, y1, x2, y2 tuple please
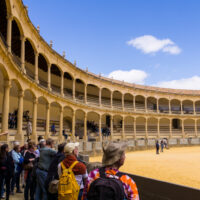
(23, 0, 200, 89)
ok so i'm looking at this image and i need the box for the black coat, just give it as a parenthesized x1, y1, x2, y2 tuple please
(0, 152, 14, 178)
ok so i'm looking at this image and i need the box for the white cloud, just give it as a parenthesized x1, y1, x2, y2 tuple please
(127, 35, 181, 55)
(107, 69, 148, 84)
(156, 76, 200, 90)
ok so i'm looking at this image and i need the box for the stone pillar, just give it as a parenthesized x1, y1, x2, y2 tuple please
(157, 118, 160, 139)
(45, 103, 50, 139)
(73, 79, 75, 100)
(1, 80, 11, 140)
(134, 118, 136, 139)
(99, 88, 101, 107)
(84, 113, 87, 141)
(16, 90, 24, 143)
(193, 101, 196, 115)
(157, 98, 159, 113)
(182, 119, 185, 138)
(34, 51, 39, 83)
(20, 36, 26, 72)
(60, 71, 64, 96)
(72, 110, 75, 141)
(168, 100, 171, 114)
(84, 84, 87, 104)
(122, 116, 125, 139)
(99, 116, 102, 141)
(133, 96, 135, 111)
(145, 118, 148, 138)
(6, 15, 12, 53)
(145, 97, 147, 112)
(169, 118, 172, 138)
(47, 63, 51, 90)
(31, 98, 38, 142)
(110, 115, 113, 140)
(59, 107, 64, 142)
(110, 92, 113, 108)
(122, 94, 124, 111)
(195, 119, 198, 137)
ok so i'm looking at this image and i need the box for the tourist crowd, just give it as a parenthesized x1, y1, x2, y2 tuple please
(0, 136, 139, 200)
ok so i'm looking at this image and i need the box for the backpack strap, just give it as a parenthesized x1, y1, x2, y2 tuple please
(69, 161, 79, 170)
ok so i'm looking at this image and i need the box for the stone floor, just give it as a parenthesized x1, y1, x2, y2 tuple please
(10, 193, 23, 200)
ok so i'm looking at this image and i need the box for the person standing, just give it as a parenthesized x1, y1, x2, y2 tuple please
(160, 140, 164, 152)
(35, 138, 56, 200)
(156, 140, 160, 154)
(26, 120, 32, 140)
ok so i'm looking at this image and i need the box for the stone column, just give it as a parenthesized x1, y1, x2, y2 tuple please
(145, 97, 147, 112)
(47, 63, 51, 90)
(59, 107, 64, 142)
(195, 119, 198, 138)
(157, 98, 159, 113)
(1, 80, 11, 140)
(60, 71, 64, 96)
(16, 90, 24, 143)
(84, 113, 87, 141)
(72, 110, 75, 141)
(34, 51, 39, 83)
(110, 115, 113, 140)
(99, 116, 102, 141)
(110, 92, 113, 108)
(169, 118, 172, 138)
(45, 103, 50, 139)
(73, 79, 75, 100)
(169, 100, 171, 114)
(133, 96, 135, 111)
(20, 36, 26, 72)
(134, 118, 136, 139)
(145, 118, 148, 138)
(99, 88, 102, 107)
(31, 98, 38, 142)
(182, 119, 185, 138)
(157, 118, 160, 139)
(6, 15, 12, 53)
(84, 84, 87, 104)
(193, 101, 196, 115)
(122, 94, 124, 111)
(122, 116, 125, 139)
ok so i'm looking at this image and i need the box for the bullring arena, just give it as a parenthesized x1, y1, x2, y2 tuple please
(0, 0, 200, 196)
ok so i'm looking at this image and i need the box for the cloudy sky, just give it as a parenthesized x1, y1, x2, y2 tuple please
(23, 0, 200, 90)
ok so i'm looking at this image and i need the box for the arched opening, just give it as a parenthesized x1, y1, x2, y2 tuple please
(160, 118, 170, 136)
(75, 79, 84, 102)
(172, 118, 182, 136)
(101, 114, 111, 137)
(87, 84, 99, 106)
(195, 101, 200, 114)
(64, 72, 73, 98)
(38, 54, 48, 88)
(158, 98, 169, 113)
(87, 112, 99, 140)
(171, 99, 181, 114)
(25, 39, 35, 79)
(0, 0, 7, 43)
(63, 106, 73, 136)
(182, 100, 193, 114)
(135, 95, 145, 111)
(75, 109, 85, 139)
(113, 91, 122, 110)
(11, 20, 21, 60)
(147, 97, 157, 113)
(124, 93, 133, 111)
(50, 102, 61, 136)
(101, 88, 111, 108)
(184, 119, 195, 136)
(136, 117, 146, 138)
(113, 115, 122, 136)
(51, 64, 61, 94)
(147, 118, 158, 136)
(37, 97, 48, 136)
(124, 116, 134, 136)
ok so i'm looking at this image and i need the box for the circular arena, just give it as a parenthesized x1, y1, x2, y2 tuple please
(0, 0, 200, 148)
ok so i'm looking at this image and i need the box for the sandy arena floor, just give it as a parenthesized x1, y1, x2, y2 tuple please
(90, 146, 200, 189)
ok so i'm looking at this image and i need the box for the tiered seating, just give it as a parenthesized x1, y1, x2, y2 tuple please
(25, 61, 35, 80)
(135, 103, 145, 111)
(148, 126, 157, 135)
(64, 88, 73, 99)
(171, 106, 181, 114)
(124, 101, 133, 111)
(113, 100, 122, 110)
(160, 126, 170, 135)
(136, 125, 146, 136)
(51, 84, 61, 94)
(75, 92, 84, 103)
(87, 95, 99, 106)
(101, 97, 111, 107)
(184, 126, 195, 133)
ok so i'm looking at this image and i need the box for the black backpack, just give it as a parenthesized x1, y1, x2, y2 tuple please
(87, 167, 127, 200)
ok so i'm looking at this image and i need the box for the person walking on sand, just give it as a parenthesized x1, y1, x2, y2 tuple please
(156, 140, 160, 154)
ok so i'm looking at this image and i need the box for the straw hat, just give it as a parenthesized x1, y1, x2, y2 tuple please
(102, 142, 127, 166)
(64, 142, 79, 154)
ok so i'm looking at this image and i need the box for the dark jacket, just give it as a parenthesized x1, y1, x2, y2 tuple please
(0, 152, 14, 178)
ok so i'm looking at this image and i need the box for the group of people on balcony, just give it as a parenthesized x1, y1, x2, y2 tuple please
(0, 137, 139, 200)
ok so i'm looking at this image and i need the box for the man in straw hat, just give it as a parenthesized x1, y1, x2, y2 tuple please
(82, 142, 139, 200)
